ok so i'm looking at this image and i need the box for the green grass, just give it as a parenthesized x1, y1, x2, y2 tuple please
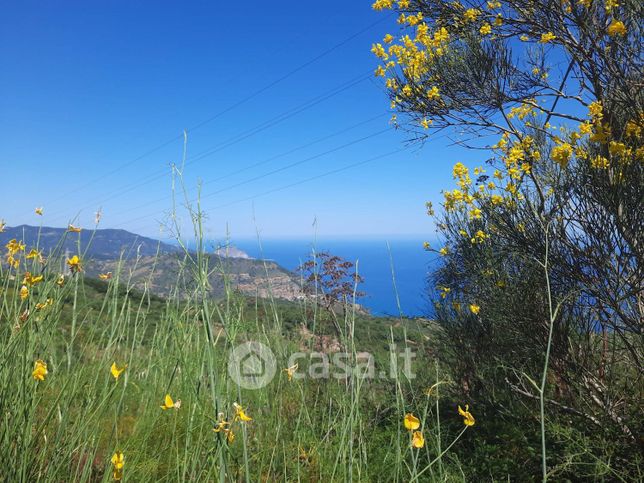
(0, 232, 473, 482)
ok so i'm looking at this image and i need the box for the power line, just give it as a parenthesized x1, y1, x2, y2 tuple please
(92, 112, 388, 221)
(109, 125, 394, 228)
(115, 146, 410, 234)
(35, 13, 393, 215)
(46, 71, 372, 223)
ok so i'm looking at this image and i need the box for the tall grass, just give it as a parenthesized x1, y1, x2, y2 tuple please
(0, 192, 472, 481)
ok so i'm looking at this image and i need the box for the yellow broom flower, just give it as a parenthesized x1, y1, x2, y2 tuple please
(411, 430, 425, 448)
(458, 404, 476, 426)
(32, 360, 48, 381)
(403, 413, 420, 431)
(233, 402, 252, 422)
(111, 362, 126, 380)
(160, 393, 181, 410)
(111, 451, 124, 480)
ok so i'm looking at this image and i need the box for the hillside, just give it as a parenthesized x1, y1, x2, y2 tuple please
(1, 225, 302, 301)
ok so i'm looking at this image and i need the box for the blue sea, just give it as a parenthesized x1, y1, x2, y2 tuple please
(221, 237, 437, 317)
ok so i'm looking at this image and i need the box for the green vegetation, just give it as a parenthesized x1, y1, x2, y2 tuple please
(371, 0, 642, 480)
(1, 226, 480, 482)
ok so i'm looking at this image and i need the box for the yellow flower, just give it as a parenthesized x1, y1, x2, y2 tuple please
(469, 304, 481, 315)
(32, 359, 48, 381)
(284, 363, 299, 381)
(520, 34, 529, 41)
(20, 285, 29, 301)
(111, 362, 126, 380)
(551, 143, 573, 167)
(25, 249, 42, 261)
(6, 239, 26, 254)
(233, 402, 253, 422)
(161, 393, 181, 410)
(35, 207, 43, 216)
(426, 86, 440, 100)
(463, 8, 480, 22)
(411, 430, 425, 448)
(383, 33, 394, 44)
(56, 274, 65, 287)
(607, 20, 627, 37)
(35, 298, 54, 311)
(439, 247, 449, 256)
(439, 286, 451, 299)
(403, 413, 420, 431)
(479, 23, 492, 36)
(111, 452, 124, 481)
(604, 0, 619, 12)
(539, 32, 556, 43)
(66, 255, 82, 273)
(99, 272, 113, 280)
(420, 118, 432, 129)
(374, 65, 385, 77)
(23, 272, 44, 286)
(67, 224, 81, 233)
(458, 404, 476, 426)
(372, 0, 394, 10)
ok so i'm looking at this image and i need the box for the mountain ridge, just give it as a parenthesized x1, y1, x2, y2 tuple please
(1, 225, 301, 301)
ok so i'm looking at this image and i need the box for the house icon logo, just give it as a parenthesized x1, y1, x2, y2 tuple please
(228, 341, 276, 390)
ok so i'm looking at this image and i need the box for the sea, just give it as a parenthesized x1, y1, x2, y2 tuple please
(219, 237, 438, 317)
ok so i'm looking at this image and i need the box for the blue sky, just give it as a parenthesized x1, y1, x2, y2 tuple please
(0, 0, 483, 239)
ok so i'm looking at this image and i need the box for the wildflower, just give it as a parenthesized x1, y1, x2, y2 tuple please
(111, 362, 126, 381)
(372, 0, 394, 10)
(439, 247, 449, 256)
(0, 220, 5, 232)
(607, 20, 627, 36)
(439, 286, 451, 299)
(25, 249, 42, 260)
(32, 360, 48, 381)
(383, 33, 394, 44)
(588, 101, 603, 120)
(463, 8, 480, 22)
(233, 402, 252, 422)
(469, 304, 481, 315)
(67, 224, 81, 233)
(458, 404, 476, 426)
(520, 34, 529, 41)
(471, 230, 488, 244)
(604, 0, 619, 12)
(213, 413, 234, 442)
(20, 285, 29, 301)
(411, 430, 425, 448)
(591, 155, 610, 169)
(551, 143, 573, 167)
(284, 363, 299, 381)
(420, 118, 432, 129)
(426, 85, 440, 100)
(111, 452, 124, 480)
(374, 65, 385, 77)
(161, 394, 181, 410)
(403, 413, 420, 431)
(56, 275, 65, 287)
(35, 207, 43, 216)
(67, 255, 82, 273)
(23, 272, 44, 286)
(539, 32, 556, 43)
(35, 298, 54, 311)
(6, 239, 26, 254)
(479, 23, 492, 35)
(99, 272, 113, 280)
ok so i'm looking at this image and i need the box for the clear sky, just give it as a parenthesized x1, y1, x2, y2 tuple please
(1, 1, 483, 239)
